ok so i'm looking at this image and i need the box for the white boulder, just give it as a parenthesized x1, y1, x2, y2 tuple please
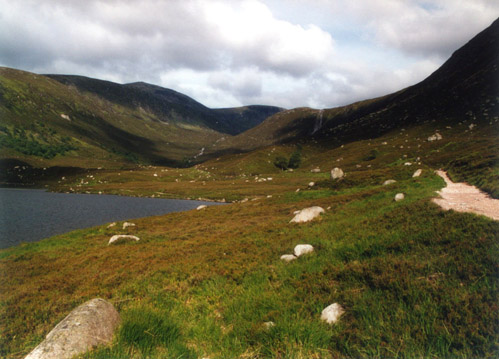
(308, 182, 315, 187)
(196, 205, 207, 210)
(294, 244, 314, 257)
(320, 303, 344, 325)
(412, 169, 422, 177)
(394, 193, 405, 202)
(25, 298, 120, 359)
(383, 180, 397, 186)
(122, 222, 135, 229)
(106, 222, 116, 228)
(311, 168, 321, 173)
(280, 254, 297, 262)
(330, 168, 344, 180)
(427, 133, 442, 141)
(108, 235, 140, 245)
(290, 206, 324, 223)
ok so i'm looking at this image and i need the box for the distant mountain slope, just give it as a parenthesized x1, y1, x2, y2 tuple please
(47, 75, 282, 135)
(214, 18, 498, 152)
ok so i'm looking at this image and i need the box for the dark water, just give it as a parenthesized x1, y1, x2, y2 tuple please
(0, 188, 223, 249)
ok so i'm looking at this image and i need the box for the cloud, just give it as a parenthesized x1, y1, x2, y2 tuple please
(0, 0, 497, 109)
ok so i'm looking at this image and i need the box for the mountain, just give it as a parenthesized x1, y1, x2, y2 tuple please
(46, 75, 282, 136)
(0, 69, 282, 173)
(213, 18, 498, 152)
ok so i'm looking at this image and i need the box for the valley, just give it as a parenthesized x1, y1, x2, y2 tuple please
(0, 17, 498, 359)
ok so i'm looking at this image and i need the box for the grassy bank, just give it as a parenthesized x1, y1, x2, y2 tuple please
(1, 164, 497, 358)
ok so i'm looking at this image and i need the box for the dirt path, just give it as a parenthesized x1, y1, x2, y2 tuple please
(432, 170, 499, 221)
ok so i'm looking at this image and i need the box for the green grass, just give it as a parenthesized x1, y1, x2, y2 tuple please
(1, 167, 497, 358)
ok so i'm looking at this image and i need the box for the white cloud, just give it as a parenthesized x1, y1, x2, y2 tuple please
(0, 0, 497, 109)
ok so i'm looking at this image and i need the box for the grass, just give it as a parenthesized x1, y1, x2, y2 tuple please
(1, 161, 497, 358)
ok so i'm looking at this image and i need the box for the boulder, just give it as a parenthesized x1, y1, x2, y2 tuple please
(263, 321, 275, 329)
(404, 162, 412, 166)
(280, 254, 297, 262)
(196, 205, 207, 210)
(25, 298, 120, 359)
(106, 222, 116, 228)
(383, 179, 397, 186)
(122, 222, 135, 229)
(290, 206, 324, 223)
(394, 193, 405, 202)
(412, 169, 422, 177)
(308, 182, 315, 187)
(310, 168, 321, 173)
(320, 303, 344, 325)
(294, 244, 314, 257)
(330, 168, 344, 180)
(427, 133, 442, 141)
(108, 235, 140, 245)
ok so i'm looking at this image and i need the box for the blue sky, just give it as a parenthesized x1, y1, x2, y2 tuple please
(1, 0, 498, 109)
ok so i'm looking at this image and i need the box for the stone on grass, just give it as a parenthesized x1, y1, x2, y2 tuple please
(427, 133, 442, 141)
(107, 222, 116, 228)
(122, 222, 135, 229)
(290, 206, 324, 223)
(196, 205, 207, 210)
(311, 168, 321, 173)
(383, 180, 396, 186)
(330, 167, 344, 180)
(308, 182, 315, 187)
(280, 254, 297, 262)
(294, 244, 314, 257)
(412, 169, 422, 177)
(108, 235, 140, 245)
(263, 321, 276, 330)
(394, 193, 405, 202)
(321, 303, 344, 325)
(25, 298, 120, 359)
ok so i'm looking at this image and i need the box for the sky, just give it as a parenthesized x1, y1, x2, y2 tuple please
(1, 0, 498, 109)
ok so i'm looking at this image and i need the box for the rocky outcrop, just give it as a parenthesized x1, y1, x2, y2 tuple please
(320, 303, 344, 325)
(25, 298, 120, 359)
(108, 235, 140, 245)
(290, 206, 324, 223)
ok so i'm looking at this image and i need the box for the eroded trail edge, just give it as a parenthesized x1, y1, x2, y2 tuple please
(433, 170, 499, 221)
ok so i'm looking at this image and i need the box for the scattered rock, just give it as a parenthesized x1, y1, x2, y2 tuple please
(294, 244, 314, 257)
(290, 206, 324, 223)
(427, 133, 442, 141)
(25, 298, 120, 359)
(196, 205, 207, 210)
(330, 168, 344, 180)
(412, 169, 422, 177)
(469, 123, 476, 130)
(122, 222, 135, 229)
(320, 303, 344, 325)
(383, 180, 396, 186)
(240, 198, 249, 203)
(60, 114, 71, 121)
(108, 235, 140, 245)
(263, 321, 275, 329)
(308, 182, 315, 187)
(311, 168, 321, 173)
(107, 222, 116, 228)
(394, 193, 405, 202)
(280, 254, 297, 262)
(404, 162, 412, 166)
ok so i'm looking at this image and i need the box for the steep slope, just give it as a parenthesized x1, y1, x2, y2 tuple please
(0, 68, 223, 169)
(47, 75, 282, 135)
(215, 18, 498, 151)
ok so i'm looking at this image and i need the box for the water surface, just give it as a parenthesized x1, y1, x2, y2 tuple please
(0, 188, 222, 249)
